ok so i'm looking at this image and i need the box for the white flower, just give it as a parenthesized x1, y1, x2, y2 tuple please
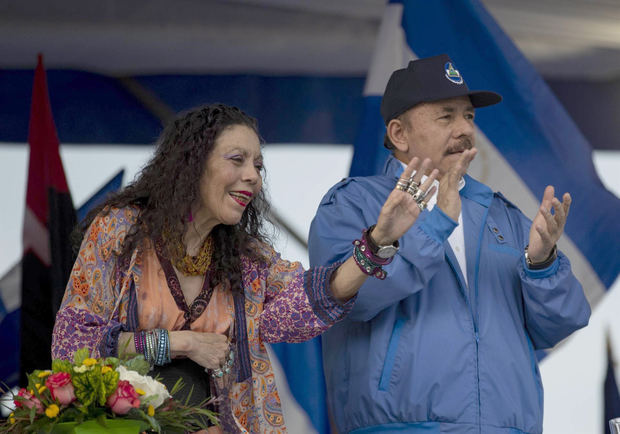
(116, 365, 171, 408)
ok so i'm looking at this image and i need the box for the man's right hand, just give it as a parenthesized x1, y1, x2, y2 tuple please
(436, 148, 477, 221)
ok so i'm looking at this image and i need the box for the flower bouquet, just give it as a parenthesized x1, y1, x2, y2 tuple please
(1, 348, 217, 433)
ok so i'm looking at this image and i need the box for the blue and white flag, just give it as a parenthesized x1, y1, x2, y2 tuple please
(351, 0, 619, 304)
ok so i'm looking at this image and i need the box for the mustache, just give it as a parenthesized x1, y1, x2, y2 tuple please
(444, 138, 473, 155)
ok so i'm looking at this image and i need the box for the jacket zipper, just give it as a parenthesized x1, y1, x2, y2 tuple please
(445, 204, 489, 433)
(473, 206, 491, 434)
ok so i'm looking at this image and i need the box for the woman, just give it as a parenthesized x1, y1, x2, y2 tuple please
(51, 103, 437, 433)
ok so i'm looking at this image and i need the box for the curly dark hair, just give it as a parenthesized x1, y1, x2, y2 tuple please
(76, 103, 272, 294)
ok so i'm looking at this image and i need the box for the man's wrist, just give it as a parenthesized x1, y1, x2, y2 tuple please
(367, 225, 399, 259)
(368, 225, 394, 248)
(525, 244, 557, 269)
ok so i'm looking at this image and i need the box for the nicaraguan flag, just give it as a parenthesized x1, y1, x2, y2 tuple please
(0, 169, 124, 388)
(350, 0, 619, 308)
(20, 54, 77, 385)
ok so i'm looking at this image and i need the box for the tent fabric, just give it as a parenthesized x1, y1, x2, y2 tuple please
(0, 70, 618, 150)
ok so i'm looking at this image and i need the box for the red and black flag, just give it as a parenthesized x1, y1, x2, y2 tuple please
(20, 54, 76, 385)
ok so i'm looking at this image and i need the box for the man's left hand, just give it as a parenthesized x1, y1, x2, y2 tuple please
(527, 185, 571, 263)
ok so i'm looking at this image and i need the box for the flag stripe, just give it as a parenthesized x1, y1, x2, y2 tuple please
(399, 0, 619, 288)
(19, 54, 76, 385)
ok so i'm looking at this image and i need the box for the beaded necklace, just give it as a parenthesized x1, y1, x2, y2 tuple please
(172, 234, 214, 276)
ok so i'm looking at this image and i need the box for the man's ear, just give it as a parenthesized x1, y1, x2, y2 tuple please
(386, 118, 409, 153)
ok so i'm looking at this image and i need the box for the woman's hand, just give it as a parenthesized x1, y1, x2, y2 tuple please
(371, 157, 439, 246)
(119, 330, 230, 372)
(171, 331, 229, 371)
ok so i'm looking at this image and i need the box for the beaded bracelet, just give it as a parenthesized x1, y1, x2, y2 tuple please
(352, 242, 387, 279)
(351, 226, 396, 280)
(155, 329, 171, 365)
(134, 331, 145, 354)
(145, 330, 156, 365)
(164, 331, 171, 364)
(136, 329, 171, 366)
(149, 330, 157, 365)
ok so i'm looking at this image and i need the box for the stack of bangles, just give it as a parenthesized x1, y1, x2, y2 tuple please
(134, 329, 172, 366)
(352, 227, 395, 280)
(395, 177, 428, 210)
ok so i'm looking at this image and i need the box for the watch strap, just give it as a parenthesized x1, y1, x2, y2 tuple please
(366, 224, 399, 255)
(525, 244, 557, 270)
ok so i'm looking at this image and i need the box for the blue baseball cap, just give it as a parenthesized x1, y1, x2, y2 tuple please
(380, 54, 502, 124)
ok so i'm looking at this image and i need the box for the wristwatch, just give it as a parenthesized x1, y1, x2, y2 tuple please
(366, 225, 400, 259)
(524, 244, 557, 270)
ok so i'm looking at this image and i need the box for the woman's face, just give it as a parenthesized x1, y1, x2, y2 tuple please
(196, 124, 263, 228)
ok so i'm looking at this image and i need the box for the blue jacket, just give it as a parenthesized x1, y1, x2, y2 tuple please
(308, 156, 590, 434)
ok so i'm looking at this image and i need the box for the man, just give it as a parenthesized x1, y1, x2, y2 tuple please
(308, 54, 590, 434)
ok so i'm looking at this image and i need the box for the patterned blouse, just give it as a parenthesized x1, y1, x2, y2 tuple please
(51, 207, 354, 433)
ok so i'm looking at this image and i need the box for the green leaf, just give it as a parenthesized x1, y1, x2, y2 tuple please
(72, 372, 96, 408)
(52, 359, 73, 373)
(73, 348, 90, 366)
(168, 378, 184, 396)
(103, 369, 120, 398)
(26, 373, 38, 392)
(96, 413, 108, 427)
(122, 355, 150, 376)
(103, 357, 120, 369)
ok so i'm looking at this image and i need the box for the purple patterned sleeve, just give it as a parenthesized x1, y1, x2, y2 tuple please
(51, 207, 137, 361)
(51, 307, 123, 360)
(302, 261, 356, 325)
(256, 245, 356, 344)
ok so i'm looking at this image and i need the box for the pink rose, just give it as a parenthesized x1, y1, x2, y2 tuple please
(14, 388, 44, 414)
(45, 372, 76, 405)
(106, 380, 141, 415)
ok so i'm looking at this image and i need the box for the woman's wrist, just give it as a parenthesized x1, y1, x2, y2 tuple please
(169, 330, 190, 358)
(121, 330, 192, 360)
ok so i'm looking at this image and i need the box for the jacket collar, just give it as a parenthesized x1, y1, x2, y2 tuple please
(382, 154, 493, 208)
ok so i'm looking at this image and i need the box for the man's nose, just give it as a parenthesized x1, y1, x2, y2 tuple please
(455, 116, 475, 137)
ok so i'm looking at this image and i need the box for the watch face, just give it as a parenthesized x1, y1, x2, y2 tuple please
(377, 245, 398, 259)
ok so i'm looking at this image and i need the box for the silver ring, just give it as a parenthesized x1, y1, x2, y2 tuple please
(408, 178, 420, 188)
(418, 200, 428, 211)
(406, 184, 418, 195)
(412, 189, 425, 202)
(396, 179, 409, 191)
(211, 368, 224, 378)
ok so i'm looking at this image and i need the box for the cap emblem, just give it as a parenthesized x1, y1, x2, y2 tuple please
(444, 62, 464, 85)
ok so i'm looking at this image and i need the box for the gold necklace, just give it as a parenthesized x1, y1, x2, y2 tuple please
(172, 233, 214, 276)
